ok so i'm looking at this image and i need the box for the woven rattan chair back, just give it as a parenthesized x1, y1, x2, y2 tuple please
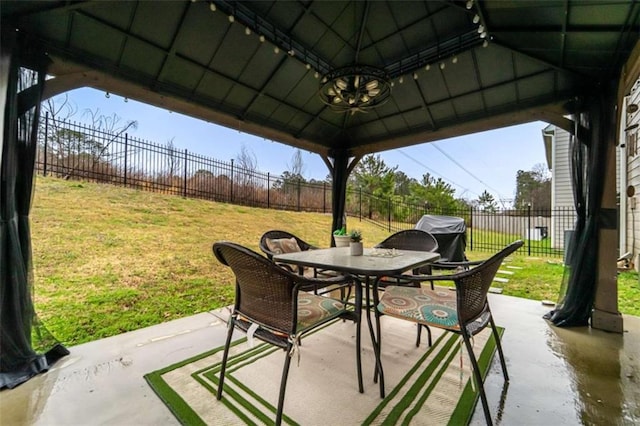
(213, 241, 297, 334)
(259, 230, 316, 260)
(375, 229, 439, 253)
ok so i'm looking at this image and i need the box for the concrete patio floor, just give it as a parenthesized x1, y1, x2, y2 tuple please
(1, 294, 639, 425)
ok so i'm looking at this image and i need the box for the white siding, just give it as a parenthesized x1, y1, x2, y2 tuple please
(550, 127, 577, 249)
(625, 82, 640, 268)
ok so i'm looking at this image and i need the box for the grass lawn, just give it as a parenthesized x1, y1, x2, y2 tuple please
(31, 176, 640, 346)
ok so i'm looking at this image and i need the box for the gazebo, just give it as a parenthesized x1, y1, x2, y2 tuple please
(2, 0, 639, 388)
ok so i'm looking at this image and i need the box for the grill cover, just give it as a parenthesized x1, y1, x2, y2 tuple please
(415, 215, 467, 262)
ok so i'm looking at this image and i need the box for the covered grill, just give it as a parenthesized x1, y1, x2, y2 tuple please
(414, 215, 467, 262)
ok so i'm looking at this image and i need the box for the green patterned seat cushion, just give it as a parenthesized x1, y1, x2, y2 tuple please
(378, 285, 460, 331)
(297, 293, 345, 331)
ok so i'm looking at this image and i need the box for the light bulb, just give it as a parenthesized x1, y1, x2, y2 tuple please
(452, 56, 458, 64)
(306, 64, 311, 70)
(259, 35, 265, 43)
(365, 80, 378, 90)
(228, 15, 234, 23)
(209, 3, 216, 12)
(478, 25, 484, 34)
(274, 46, 279, 54)
(473, 14, 480, 24)
(413, 72, 418, 80)
(439, 62, 445, 70)
(314, 71, 319, 79)
(425, 64, 431, 71)
(483, 39, 489, 48)
(245, 27, 251, 35)
(466, 0, 473, 9)
(399, 76, 404, 84)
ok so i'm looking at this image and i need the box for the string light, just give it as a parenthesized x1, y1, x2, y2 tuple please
(274, 46, 279, 54)
(483, 39, 489, 48)
(473, 14, 480, 24)
(413, 72, 418, 80)
(452, 56, 458, 64)
(259, 35, 265, 43)
(209, 3, 216, 12)
(399, 76, 404, 84)
(439, 62, 445, 70)
(466, 0, 473, 9)
(425, 64, 431, 71)
(245, 26, 251, 35)
(228, 15, 234, 23)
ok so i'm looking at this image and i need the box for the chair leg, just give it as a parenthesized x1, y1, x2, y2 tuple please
(461, 331, 493, 426)
(275, 344, 294, 426)
(415, 324, 432, 347)
(489, 315, 509, 381)
(216, 318, 236, 401)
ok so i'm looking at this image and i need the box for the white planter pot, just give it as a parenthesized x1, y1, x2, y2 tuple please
(334, 235, 351, 247)
(350, 242, 363, 256)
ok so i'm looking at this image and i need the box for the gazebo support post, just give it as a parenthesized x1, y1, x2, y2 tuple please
(592, 84, 623, 333)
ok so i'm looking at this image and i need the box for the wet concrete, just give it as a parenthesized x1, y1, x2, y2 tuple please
(472, 294, 640, 425)
(1, 296, 638, 425)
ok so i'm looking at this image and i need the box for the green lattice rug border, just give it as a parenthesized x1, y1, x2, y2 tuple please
(145, 326, 503, 425)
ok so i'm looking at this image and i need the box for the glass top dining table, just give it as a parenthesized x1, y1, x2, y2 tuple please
(274, 246, 440, 397)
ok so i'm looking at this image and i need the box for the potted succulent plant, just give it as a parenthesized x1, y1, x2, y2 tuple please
(349, 229, 363, 256)
(333, 226, 351, 247)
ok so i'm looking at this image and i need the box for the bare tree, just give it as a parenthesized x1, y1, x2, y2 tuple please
(286, 149, 305, 179)
(165, 137, 181, 185)
(236, 144, 258, 172)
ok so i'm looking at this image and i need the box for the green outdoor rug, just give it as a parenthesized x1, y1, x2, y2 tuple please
(145, 316, 503, 425)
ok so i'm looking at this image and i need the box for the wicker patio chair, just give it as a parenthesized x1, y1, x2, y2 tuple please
(374, 229, 440, 347)
(259, 230, 318, 275)
(375, 240, 524, 426)
(213, 241, 362, 426)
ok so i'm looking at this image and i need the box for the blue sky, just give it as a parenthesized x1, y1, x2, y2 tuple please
(50, 88, 549, 205)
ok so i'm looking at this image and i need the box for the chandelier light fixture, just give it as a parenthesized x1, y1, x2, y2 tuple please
(318, 64, 391, 114)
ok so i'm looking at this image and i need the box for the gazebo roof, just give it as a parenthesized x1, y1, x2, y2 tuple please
(2, 0, 639, 156)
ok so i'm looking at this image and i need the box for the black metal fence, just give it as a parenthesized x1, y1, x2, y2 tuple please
(36, 114, 575, 257)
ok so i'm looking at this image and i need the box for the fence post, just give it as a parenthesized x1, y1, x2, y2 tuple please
(124, 133, 128, 187)
(469, 206, 473, 251)
(267, 173, 270, 209)
(230, 159, 234, 202)
(43, 112, 48, 176)
(323, 182, 326, 213)
(183, 149, 188, 197)
(388, 197, 392, 232)
(527, 203, 532, 256)
(297, 178, 301, 212)
(359, 188, 362, 221)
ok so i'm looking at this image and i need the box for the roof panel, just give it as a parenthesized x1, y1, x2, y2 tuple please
(174, 4, 228, 65)
(161, 56, 204, 92)
(4, 0, 637, 156)
(130, 1, 186, 48)
(120, 39, 165, 77)
(70, 14, 125, 63)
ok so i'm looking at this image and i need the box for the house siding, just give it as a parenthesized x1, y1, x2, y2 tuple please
(625, 82, 640, 268)
(550, 127, 577, 250)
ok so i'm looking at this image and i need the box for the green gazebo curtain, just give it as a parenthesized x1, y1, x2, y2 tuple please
(1, 30, 68, 389)
(546, 88, 615, 327)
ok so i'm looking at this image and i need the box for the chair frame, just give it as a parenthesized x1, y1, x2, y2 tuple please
(213, 241, 362, 426)
(259, 230, 318, 274)
(374, 240, 524, 426)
